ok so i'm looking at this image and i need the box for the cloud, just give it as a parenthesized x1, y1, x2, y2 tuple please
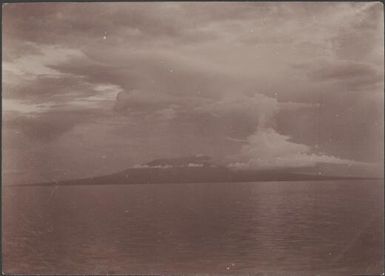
(330, 2, 383, 61)
(307, 61, 383, 91)
(2, 2, 383, 181)
(3, 75, 94, 102)
(196, 93, 279, 128)
(8, 113, 84, 143)
(2, 99, 55, 114)
(203, 91, 365, 169)
(4, 108, 105, 143)
(195, 92, 353, 169)
(231, 127, 362, 169)
(2, 43, 117, 111)
(155, 107, 178, 121)
(310, 62, 378, 81)
(135, 154, 212, 169)
(2, 3, 225, 48)
(3, 44, 84, 80)
(114, 89, 175, 113)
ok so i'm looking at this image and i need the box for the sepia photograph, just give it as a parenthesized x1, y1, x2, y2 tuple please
(2, 2, 384, 275)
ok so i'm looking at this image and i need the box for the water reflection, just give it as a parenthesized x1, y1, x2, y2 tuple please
(3, 181, 383, 274)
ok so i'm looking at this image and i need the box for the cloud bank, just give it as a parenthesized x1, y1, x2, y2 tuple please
(231, 128, 361, 169)
(2, 2, 383, 182)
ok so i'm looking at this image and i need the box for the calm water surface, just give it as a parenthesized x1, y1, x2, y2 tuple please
(3, 180, 384, 275)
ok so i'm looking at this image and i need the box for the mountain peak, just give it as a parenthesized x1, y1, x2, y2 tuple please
(141, 155, 213, 168)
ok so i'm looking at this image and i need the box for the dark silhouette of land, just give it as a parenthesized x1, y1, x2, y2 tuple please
(8, 156, 381, 187)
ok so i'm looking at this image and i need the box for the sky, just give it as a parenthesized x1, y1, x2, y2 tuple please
(2, 2, 384, 183)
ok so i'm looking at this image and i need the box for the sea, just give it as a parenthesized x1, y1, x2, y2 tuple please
(3, 180, 384, 275)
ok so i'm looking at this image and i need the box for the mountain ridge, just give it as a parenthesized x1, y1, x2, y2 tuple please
(9, 165, 381, 187)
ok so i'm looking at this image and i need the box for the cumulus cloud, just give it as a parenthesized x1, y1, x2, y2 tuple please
(218, 92, 360, 169)
(191, 89, 357, 169)
(231, 127, 359, 169)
